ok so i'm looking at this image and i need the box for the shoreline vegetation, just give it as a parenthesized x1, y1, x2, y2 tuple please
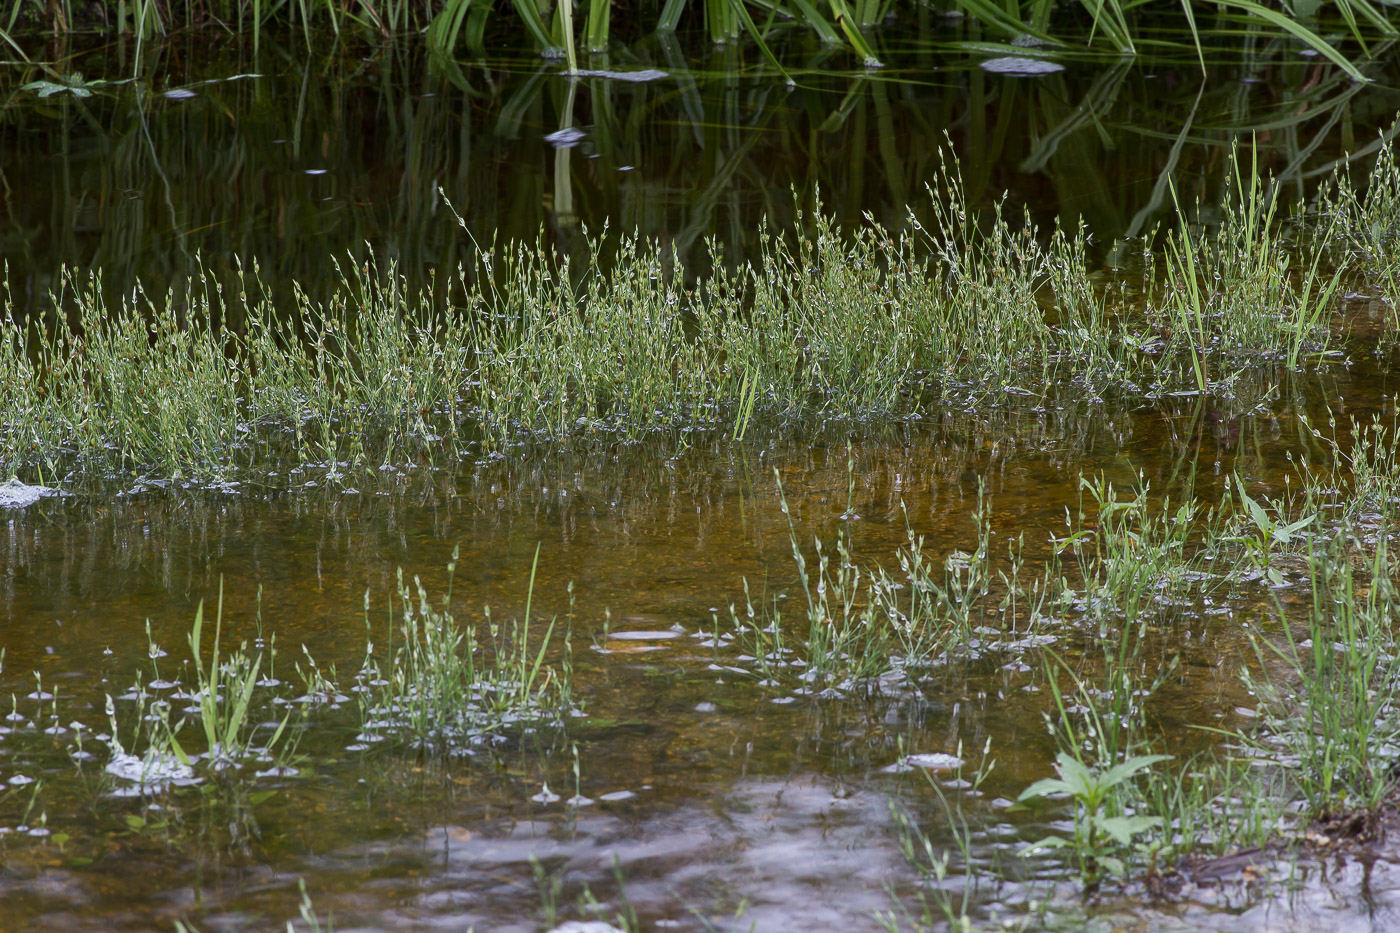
(1, 142, 1395, 484)
(2, 0, 1396, 81)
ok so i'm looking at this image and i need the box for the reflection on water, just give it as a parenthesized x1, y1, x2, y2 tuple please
(4, 32, 1400, 320)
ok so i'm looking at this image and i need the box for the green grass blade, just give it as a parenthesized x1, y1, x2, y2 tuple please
(586, 0, 609, 50)
(826, 0, 882, 65)
(949, 0, 1064, 46)
(729, 0, 795, 82)
(1217, 0, 1368, 81)
(427, 0, 474, 50)
(785, 0, 842, 44)
(657, 0, 687, 31)
(1338, 0, 1397, 37)
(510, 0, 560, 55)
(1179, 0, 1204, 74)
(1080, 0, 1135, 52)
(556, 0, 578, 73)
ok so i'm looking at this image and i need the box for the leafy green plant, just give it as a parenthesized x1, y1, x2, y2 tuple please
(1018, 751, 1171, 885)
(19, 72, 128, 98)
(1225, 474, 1316, 585)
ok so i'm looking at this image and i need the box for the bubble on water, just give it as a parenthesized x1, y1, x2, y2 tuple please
(255, 766, 299, 778)
(883, 752, 964, 774)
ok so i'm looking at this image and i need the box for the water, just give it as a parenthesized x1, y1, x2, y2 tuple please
(6, 32, 1400, 313)
(6, 27, 1400, 933)
(1, 391, 1390, 930)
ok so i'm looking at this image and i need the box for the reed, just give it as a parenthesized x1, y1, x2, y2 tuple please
(2, 0, 1397, 80)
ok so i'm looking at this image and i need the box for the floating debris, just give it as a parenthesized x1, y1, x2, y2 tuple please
(544, 127, 587, 148)
(0, 481, 56, 509)
(530, 784, 561, 804)
(883, 752, 965, 774)
(105, 750, 197, 795)
(570, 69, 668, 83)
(979, 56, 1065, 75)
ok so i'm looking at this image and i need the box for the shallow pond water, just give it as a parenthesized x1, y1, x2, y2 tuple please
(7, 24, 1400, 933)
(1, 370, 1396, 930)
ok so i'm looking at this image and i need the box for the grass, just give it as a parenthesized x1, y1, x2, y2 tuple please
(1242, 528, 1400, 813)
(358, 545, 576, 754)
(1, 140, 1383, 487)
(1154, 143, 1344, 396)
(726, 467, 1041, 692)
(102, 590, 299, 793)
(1, 0, 1395, 82)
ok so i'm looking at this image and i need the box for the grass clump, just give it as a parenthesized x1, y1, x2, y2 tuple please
(1153, 147, 1342, 394)
(727, 467, 1049, 693)
(0, 145, 1381, 487)
(102, 590, 299, 797)
(359, 546, 575, 754)
(1242, 529, 1400, 814)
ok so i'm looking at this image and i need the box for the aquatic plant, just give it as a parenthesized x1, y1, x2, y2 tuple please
(1222, 473, 1317, 586)
(359, 546, 575, 753)
(103, 593, 298, 793)
(729, 471, 1021, 692)
(175, 584, 294, 770)
(1153, 145, 1343, 394)
(883, 742, 1000, 932)
(0, 140, 1384, 487)
(2, 0, 1394, 84)
(1018, 751, 1171, 886)
(1241, 528, 1400, 813)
